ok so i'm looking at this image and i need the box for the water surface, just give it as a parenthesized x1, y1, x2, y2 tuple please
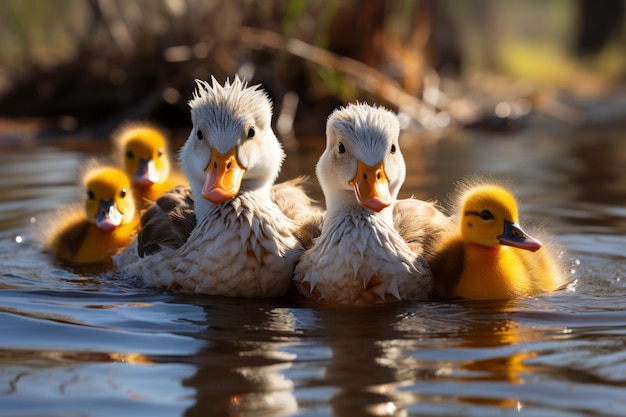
(1, 120, 625, 416)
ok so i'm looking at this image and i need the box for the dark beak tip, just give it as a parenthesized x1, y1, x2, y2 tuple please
(497, 234, 543, 252)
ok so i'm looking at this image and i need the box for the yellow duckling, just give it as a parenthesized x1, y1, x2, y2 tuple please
(44, 166, 139, 265)
(293, 103, 447, 304)
(430, 183, 566, 300)
(114, 76, 302, 297)
(113, 122, 183, 205)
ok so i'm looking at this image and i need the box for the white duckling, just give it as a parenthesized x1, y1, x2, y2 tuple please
(114, 76, 302, 297)
(293, 103, 435, 304)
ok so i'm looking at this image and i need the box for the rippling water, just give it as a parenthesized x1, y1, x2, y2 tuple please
(1, 120, 625, 417)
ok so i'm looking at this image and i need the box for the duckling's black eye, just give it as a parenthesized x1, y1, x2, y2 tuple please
(391, 144, 396, 154)
(247, 127, 255, 138)
(126, 150, 134, 159)
(479, 210, 494, 220)
(120, 188, 127, 198)
(196, 129, 203, 140)
(338, 142, 345, 154)
(87, 190, 95, 200)
(157, 148, 164, 157)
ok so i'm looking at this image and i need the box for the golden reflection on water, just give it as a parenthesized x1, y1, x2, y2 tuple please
(311, 301, 547, 415)
(435, 300, 544, 409)
(454, 302, 540, 408)
(108, 352, 153, 364)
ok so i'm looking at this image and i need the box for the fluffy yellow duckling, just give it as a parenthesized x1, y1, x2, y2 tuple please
(114, 76, 302, 297)
(44, 166, 139, 265)
(113, 122, 183, 205)
(430, 183, 566, 300)
(293, 103, 445, 304)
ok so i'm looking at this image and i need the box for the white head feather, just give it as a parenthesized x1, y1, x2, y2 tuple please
(316, 103, 406, 219)
(179, 76, 285, 220)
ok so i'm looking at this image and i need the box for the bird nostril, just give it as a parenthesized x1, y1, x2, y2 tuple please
(213, 161, 217, 169)
(226, 161, 232, 170)
(363, 173, 367, 180)
(376, 171, 381, 180)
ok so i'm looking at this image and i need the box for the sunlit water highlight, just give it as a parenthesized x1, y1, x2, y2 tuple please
(0, 121, 625, 417)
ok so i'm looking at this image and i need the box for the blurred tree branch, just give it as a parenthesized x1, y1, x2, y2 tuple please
(0, 0, 620, 139)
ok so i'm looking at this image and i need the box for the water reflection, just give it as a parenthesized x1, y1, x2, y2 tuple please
(180, 298, 297, 417)
(570, 131, 626, 207)
(303, 301, 545, 415)
(393, 300, 550, 411)
(1, 122, 626, 416)
(0, 272, 202, 416)
(311, 305, 415, 417)
(451, 301, 541, 408)
(0, 148, 84, 230)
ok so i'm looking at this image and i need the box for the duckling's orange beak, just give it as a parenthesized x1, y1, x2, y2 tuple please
(498, 220, 542, 252)
(350, 160, 391, 212)
(202, 147, 246, 204)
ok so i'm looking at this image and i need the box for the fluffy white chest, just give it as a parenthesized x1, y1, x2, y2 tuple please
(116, 192, 301, 297)
(294, 211, 432, 303)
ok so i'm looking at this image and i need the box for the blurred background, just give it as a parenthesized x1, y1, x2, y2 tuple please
(0, 0, 625, 142)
